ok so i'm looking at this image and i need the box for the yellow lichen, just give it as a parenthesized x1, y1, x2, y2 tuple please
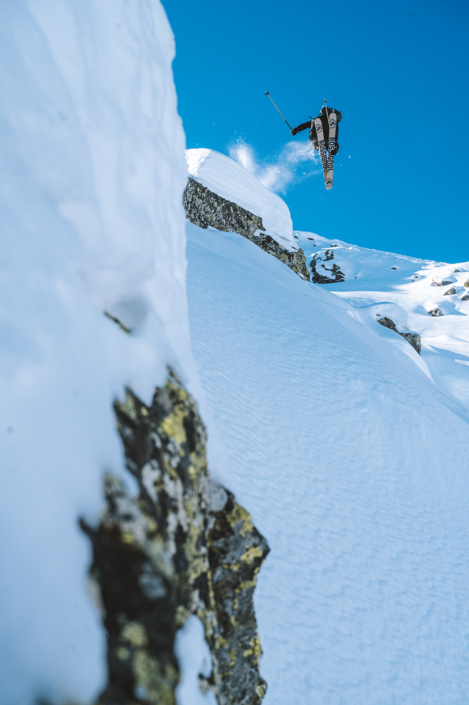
(240, 545, 264, 564)
(122, 621, 148, 647)
(122, 531, 137, 545)
(226, 502, 254, 537)
(133, 650, 176, 705)
(160, 406, 187, 447)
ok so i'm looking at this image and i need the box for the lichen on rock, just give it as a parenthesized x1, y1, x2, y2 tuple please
(81, 370, 269, 705)
(207, 487, 269, 705)
(183, 177, 309, 281)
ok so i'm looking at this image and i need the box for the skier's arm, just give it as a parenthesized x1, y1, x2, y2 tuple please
(291, 121, 311, 136)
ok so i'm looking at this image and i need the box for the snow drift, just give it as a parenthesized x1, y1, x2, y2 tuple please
(0, 2, 193, 702)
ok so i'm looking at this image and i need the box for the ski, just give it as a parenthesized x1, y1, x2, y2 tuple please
(325, 111, 337, 190)
(314, 116, 328, 184)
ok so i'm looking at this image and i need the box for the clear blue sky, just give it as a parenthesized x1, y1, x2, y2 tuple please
(163, 0, 468, 263)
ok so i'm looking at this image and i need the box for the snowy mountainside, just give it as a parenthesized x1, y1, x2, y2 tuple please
(295, 231, 469, 410)
(184, 151, 469, 704)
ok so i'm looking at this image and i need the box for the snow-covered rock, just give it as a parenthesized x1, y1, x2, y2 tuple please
(183, 176, 310, 280)
(295, 231, 469, 412)
(186, 148, 296, 251)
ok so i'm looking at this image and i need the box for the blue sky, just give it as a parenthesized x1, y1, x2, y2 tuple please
(163, 0, 468, 264)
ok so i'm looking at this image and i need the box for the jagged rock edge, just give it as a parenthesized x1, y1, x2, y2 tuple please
(81, 368, 269, 705)
(183, 177, 310, 281)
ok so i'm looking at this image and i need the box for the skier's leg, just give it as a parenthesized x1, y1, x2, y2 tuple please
(325, 112, 337, 190)
(314, 117, 328, 181)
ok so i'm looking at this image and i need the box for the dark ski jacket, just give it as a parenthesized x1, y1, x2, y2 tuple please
(291, 107, 342, 153)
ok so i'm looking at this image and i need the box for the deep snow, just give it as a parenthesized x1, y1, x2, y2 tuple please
(0, 2, 210, 703)
(186, 220, 469, 704)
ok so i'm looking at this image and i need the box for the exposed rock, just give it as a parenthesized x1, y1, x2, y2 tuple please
(461, 293, 469, 302)
(81, 370, 269, 705)
(443, 287, 457, 296)
(465, 280, 469, 288)
(310, 251, 345, 284)
(183, 177, 309, 281)
(400, 332, 422, 355)
(454, 268, 463, 273)
(431, 280, 453, 287)
(208, 488, 269, 705)
(391, 267, 397, 270)
(429, 308, 444, 317)
(377, 317, 421, 354)
(377, 316, 398, 332)
(104, 311, 131, 334)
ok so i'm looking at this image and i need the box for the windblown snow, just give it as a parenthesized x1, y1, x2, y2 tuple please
(186, 158, 469, 703)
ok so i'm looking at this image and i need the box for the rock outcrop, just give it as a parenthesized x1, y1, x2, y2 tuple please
(429, 308, 444, 317)
(183, 177, 310, 281)
(377, 317, 422, 355)
(431, 280, 453, 287)
(309, 250, 345, 284)
(81, 370, 269, 705)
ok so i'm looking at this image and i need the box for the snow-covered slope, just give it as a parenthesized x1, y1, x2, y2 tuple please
(186, 148, 296, 250)
(0, 3, 196, 703)
(296, 231, 469, 410)
(186, 174, 469, 702)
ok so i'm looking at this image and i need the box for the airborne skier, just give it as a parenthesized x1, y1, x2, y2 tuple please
(291, 104, 342, 190)
(264, 92, 342, 190)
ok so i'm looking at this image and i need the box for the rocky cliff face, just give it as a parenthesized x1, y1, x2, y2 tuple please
(81, 370, 269, 705)
(183, 177, 310, 281)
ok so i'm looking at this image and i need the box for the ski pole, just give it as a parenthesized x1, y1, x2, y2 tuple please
(265, 92, 292, 131)
(323, 98, 330, 124)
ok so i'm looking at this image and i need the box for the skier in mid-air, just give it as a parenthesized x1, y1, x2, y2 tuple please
(290, 106, 342, 154)
(290, 104, 342, 190)
(264, 93, 342, 189)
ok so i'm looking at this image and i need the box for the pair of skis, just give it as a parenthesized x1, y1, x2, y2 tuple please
(314, 111, 337, 190)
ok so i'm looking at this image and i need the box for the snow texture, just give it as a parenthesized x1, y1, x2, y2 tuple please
(175, 616, 218, 705)
(186, 148, 296, 251)
(296, 231, 469, 412)
(0, 2, 197, 702)
(187, 220, 469, 705)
